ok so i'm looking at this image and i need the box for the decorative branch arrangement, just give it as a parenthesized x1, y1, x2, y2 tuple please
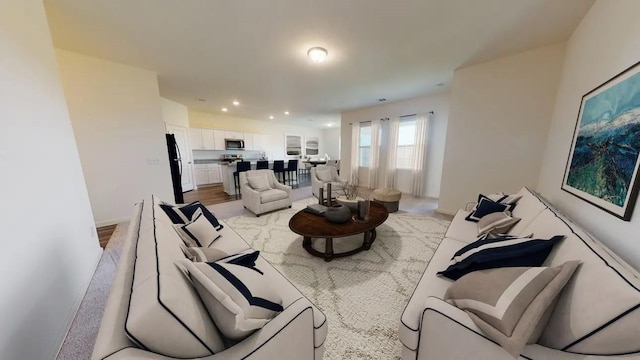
(342, 174, 360, 200)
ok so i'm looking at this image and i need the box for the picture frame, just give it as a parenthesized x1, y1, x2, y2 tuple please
(285, 134, 303, 157)
(305, 136, 319, 156)
(562, 60, 640, 221)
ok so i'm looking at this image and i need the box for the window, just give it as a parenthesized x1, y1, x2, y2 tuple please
(396, 120, 416, 169)
(359, 124, 371, 166)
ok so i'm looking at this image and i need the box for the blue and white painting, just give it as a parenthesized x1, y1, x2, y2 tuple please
(563, 62, 640, 220)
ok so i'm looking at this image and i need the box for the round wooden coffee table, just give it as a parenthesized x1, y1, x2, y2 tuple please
(288, 201, 389, 261)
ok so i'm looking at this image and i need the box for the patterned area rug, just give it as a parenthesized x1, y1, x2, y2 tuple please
(223, 198, 450, 359)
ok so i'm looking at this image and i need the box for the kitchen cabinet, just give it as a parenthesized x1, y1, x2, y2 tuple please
(224, 131, 244, 140)
(208, 164, 222, 183)
(194, 163, 222, 186)
(243, 133, 253, 150)
(213, 130, 225, 150)
(189, 128, 215, 150)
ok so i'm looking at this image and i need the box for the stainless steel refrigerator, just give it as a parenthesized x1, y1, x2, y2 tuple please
(166, 133, 184, 204)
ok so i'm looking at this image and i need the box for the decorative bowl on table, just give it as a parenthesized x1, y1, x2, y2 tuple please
(323, 205, 352, 223)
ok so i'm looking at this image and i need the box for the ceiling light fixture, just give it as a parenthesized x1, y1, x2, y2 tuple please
(284, 111, 290, 115)
(307, 47, 328, 63)
(232, 100, 240, 106)
(269, 115, 274, 120)
(221, 107, 228, 112)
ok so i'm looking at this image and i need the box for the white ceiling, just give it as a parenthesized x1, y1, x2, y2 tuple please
(44, 0, 594, 128)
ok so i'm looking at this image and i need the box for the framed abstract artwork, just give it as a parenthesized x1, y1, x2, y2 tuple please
(562, 60, 640, 220)
(305, 136, 319, 156)
(285, 134, 303, 157)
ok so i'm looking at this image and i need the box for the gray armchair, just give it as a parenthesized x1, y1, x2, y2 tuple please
(311, 165, 344, 200)
(240, 170, 292, 217)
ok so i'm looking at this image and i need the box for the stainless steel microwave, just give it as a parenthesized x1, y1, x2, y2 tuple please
(225, 138, 245, 150)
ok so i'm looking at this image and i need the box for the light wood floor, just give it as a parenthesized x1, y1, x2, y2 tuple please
(97, 224, 117, 248)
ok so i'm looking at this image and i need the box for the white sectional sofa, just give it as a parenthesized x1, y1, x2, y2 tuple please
(92, 195, 327, 360)
(400, 187, 640, 359)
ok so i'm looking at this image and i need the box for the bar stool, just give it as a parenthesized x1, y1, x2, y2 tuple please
(233, 161, 251, 199)
(273, 160, 286, 183)
(286, 159, 298, 188)
(256, 160, 269, 170)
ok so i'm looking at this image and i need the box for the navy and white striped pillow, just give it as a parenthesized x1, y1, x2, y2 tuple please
(438, 235, 564, 280)
(173, 209, 222, 248)
(179, 251, 283, 340)
(160, 201, 223, 230)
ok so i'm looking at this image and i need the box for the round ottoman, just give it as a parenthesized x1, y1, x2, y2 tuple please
(373, 188, 402, 213)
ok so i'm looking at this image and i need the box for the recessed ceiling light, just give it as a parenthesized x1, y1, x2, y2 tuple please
(378, 98, 387, 102)
(307, 47, 328, 63)
(232, 100, 240, 106)
(269, 115, 274, 120)
(221, 107, 228, 112)
(284, 111, 290, 115)
(327, 123, 333, 127)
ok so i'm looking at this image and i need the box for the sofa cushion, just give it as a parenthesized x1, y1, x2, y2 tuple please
(445, 210, 480, 243)
(173, 208, 221, 247)
(518, 205, 640, 355)
(438, 235, 564, 280)
(247, 175, 271, 192)
(506, 187, 548, 236)
(260, 189, 289, 204)
(399, 237, 464, 350)
(125, 196, 226, 358)
(180, 251, 284, 341)
(316, 169, 333, 182)
(445, 261, 580, 357)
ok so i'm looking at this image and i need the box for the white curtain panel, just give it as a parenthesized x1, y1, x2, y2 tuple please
(369, 118, 381, 189)
(411, 115, 429, 197)
(350, 122, 360, 178)
(385, 117, 400, 188)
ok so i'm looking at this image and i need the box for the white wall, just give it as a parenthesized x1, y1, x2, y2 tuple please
(323, 127, 341, 160)
(538, 0, 640, 269)
(340, 93, 450, 198)
(56, 50, 173, 225)
(0, 2, 102, 359)
(161, 97, 190, 128)
(438, 43, 566, 213)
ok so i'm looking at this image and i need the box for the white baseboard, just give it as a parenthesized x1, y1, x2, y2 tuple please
(436, 208, 457, 216)
(95, 216, 130, 227)
(53, 245, 103, 360)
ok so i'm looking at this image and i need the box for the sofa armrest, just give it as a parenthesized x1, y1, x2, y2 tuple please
(410, 297, 517, 360)
(241, 184, 261, 207)
(273, 181, 292, 196)
(101, 298, 321, 360)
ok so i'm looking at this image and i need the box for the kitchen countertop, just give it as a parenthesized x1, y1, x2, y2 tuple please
(193, 159, 222, 164)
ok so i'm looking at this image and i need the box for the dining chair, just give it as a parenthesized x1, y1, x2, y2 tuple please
(233, 161, 252, 199)
(273, 160, 286, 183)
(286, 159, 299, 188)
(256, 160, 269, 170)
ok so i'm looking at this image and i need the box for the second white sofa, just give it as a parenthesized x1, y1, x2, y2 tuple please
(400, 187, 640, 359)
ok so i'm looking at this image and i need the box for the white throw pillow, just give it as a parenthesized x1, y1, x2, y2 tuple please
(247, 175, 271, 192)
(316, 169, 332, 182)
(173, 208, 221, 247)
(179, 251, 283, 340)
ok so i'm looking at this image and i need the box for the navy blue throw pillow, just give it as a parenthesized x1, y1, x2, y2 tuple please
(160, 201, 223, 230)
(465, 194, 517, 222)
(437, 235, 564, 280)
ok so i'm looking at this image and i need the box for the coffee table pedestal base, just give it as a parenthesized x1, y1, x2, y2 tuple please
(302, 229, 378, 262)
